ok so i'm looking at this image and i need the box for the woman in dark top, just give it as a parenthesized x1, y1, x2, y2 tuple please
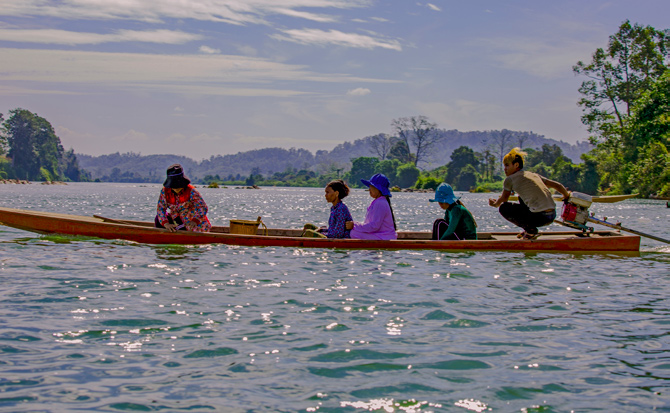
(321, 179, 353, 238)
(430, 183, 477, 240)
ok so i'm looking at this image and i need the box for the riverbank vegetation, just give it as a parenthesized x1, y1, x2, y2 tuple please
(573, 20, 669, 197)
(1, 21, 667, 196)
(204, 20, 670, 198)
(0, 109, 89, 182)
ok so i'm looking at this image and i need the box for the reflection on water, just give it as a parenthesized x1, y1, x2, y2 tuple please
(0, 184, 669, 411)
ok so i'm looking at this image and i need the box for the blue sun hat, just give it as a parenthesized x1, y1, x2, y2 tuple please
(429, 183, 459, 204)
(361, 173, 392, 197)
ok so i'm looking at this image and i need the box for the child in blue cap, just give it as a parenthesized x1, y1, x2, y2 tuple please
(345, 173, 397, 240)
(430, 183, 477, 240)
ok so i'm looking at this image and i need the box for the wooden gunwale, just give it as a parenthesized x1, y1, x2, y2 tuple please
(0, 207, 640, 253)
(507, 193, 638, 203)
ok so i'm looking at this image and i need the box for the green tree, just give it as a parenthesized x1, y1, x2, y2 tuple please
(388, 139, 413, 164)
(577, 154, 600, 194)
(590, 59, 670, 194)
(0, 157, 10, 179)
(347, 157, 379, 187)
(478, 149, 496, 182)
(3, 108, 64, 180)
(374, 158, 401, 179)
(526, 144, 567, 168)
(414, 174, 442, 190)
(573, 20, 669, 154)
(628, 142, 670, 197)
(626, 71, 670, 157)
(395, 163, 420, 188)
(624, 72, 670, 196)
(61, 148, 90, 181)
(551, 156, 580, 192)
(445, 146, 478, 185)
(454, 164, 478, 191)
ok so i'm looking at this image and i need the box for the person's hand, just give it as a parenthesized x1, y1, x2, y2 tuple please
(488, 198, 497, 207)
(164, 223, 178, 232)
(345, 221, 354, 230)
(185, 221, 197, 231)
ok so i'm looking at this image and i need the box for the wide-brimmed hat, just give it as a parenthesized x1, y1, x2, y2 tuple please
(163, 164, 191, 188)
(361, 173, 391, 197)
(429, 183, 459, 204)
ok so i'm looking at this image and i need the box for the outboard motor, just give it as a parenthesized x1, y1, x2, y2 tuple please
(561, 192, 594, 232)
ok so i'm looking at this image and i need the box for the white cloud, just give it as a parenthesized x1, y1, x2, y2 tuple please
(271, 28, 402, 51)
(0, 29, 201, 45)
(0, 0, 371, 25)
(426, 3, 441, 12)
(0, 48, 396, 96)
(199, 45, 221, 54)
(235, 44, 258, 56)
(347, 87, 371, 96)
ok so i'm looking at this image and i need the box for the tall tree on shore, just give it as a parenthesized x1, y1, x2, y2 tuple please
(445, 146, 479, 185)
(388, 139, 414, 164)
(486, 129, 515, 168)
(573, 20, 669, 156)
(391, 116, 440, 167)
(2, 108, 87, 181)
(368, 133, 393, 160)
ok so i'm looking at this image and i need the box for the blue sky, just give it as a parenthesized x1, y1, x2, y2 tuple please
(1, 0, 668, 160)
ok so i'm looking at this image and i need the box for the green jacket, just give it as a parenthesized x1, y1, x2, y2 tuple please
(441, 204, 477, 240)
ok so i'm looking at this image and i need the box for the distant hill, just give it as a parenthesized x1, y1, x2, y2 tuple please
(77, 129, 592, 182)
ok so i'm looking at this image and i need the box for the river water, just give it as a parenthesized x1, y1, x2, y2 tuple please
(1, 183, 669, 412)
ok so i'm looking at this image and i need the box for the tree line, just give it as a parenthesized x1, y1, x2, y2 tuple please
(3, 20, 666, 197)
(574, 20, 669, 197)
(342, 20, 670, 197)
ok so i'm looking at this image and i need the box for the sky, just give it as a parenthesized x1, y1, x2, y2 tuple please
(1, 1, 668, 160)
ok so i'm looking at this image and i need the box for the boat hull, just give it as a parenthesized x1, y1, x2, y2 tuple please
(0, 207, 640, 253)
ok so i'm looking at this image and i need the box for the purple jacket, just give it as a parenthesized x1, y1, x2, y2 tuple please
(350, 196, 397, 240)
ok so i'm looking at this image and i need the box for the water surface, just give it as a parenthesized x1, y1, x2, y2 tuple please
(1, 183, 669, 412)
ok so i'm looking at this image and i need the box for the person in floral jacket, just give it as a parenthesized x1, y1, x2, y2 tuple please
(155, 164, 211, 232)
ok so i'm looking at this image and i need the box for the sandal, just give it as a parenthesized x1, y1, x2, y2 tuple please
(516, 231, 526, 239)
(522, 232, 540, 240)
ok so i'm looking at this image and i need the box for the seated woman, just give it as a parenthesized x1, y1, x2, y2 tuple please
(321, 179, 353, 238)
(155, 164, 211, 232)
(488, 148, 569, 240)
(345, 173, 397, 240)
(430, 183, 477, 240)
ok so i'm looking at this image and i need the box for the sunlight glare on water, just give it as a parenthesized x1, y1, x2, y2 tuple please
(0, 183, 669, 412)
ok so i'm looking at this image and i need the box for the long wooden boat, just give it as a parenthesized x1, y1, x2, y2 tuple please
(0, 207, 640, 253)
(507, 193, 638, 203)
